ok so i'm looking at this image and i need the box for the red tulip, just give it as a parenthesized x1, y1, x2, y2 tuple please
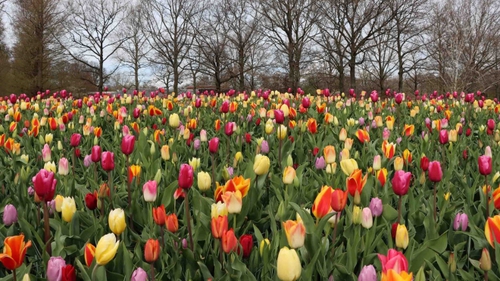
(391, 222, 398, 239)
(479, 155, 492, 176)
(85, 192, 98, 210)
(91, 145, 101, 163)
(238, 234, 253, 258)
(302, 97, 310, 108)
(391, 170, 412, 196)
(75, 149, 81, 158)
(274, 109, 284, 124)
(222, 229, 238, 253)
(395, 93, 403, 104)
(70, 133, 81, 147)
(178, 164, 194, 189)
(463, 149, 468, 160)
(62, 264, 76, 281)
(195, 98, 202, 108)
(428, 161, 442, 182)
(488, 119, 495, 130)
(101, 152, 115, 171)
(245, 133, 251, 144)
(439, 130, 448, 144)
(420, 156, 429, 171)
(209, 137, 219, 154)
(330, 189, 348, 212)
(121, 135, 135, 155)
(133, 108, 140, 119)
(221, 100, 229, 113)
(466, 128, 472, 137)
(32, 169, 57, 202)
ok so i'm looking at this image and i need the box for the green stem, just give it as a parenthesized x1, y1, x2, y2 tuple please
(108, 171, 114, 209)
(184, 190, 194, 251)
(486, 175, 490, 218)
(43, 202, 51, 255)
(331, 212, 339, 259)
(397, 195, 402, 224)
(12, 269, 16, 281)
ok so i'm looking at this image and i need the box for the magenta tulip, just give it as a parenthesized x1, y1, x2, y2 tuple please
(391, 170, 412, 196)
(428, 161, 442, 182)
(101, 152, 115, 171)
(32, 169, 57, 202)
(121, 135, 135, 156)
(209, 137, 220, 154)
(178, 164, 194, 190)
(478, 155, 492, 175)
(70, 133, 81, 147)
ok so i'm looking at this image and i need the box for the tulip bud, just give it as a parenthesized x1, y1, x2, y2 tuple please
(480, 248, 492, 271)
(352, 206, 362, 224)
(448, 253, 456, 273)
(361, 208, 373, 229)
(2, 204, 18, 226)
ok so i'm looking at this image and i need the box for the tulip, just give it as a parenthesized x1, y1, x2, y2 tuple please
(358, 265, 377, 281)
(142, 180, 157, 202)
(108, 208, 126, 236)
(340, 158, 358, 176)
(393, 157, 404, 171)
(84, 243, 95, 267)
(372, 155, 381, 171)
(330, 189, 348, 212)
(222, 190, 243, 214)
(420, 156, 429, 171)
(355, 129, 370, 143)
(152, 205, 167, 226)
(95, 233, 119, 265)
(283, 220, 305, 249)
(453, 213, 468, 231)
(144, 239, 160, 263)
(480, 248, 492, 271)
(315, 157, 326, 169)
(169, 113, 180, 128)
(377, 168, 388, 187)
(58, 158, 69, 176)
(277, 247, 301, 281)
(222, 229, 238, 253)
(121, 135, 135, 156)
(211, 216, 228, 239)
(44, 161, 57, 173)
(70, 133, 81, 147)
(428, 161, 442, 182)
(178, 164, 194, 189)
(42, 143, 51, 162)
(395, 224, 409, 249)
(395, 93, 403, 104)
(197, 171, 211, 191)
(488, 119, 495, 130)
(206, 137, 221, 156)
(479, 155, 492, 176)
(47, 256, 66, 281)
(0, 235, 32, 271)
(101, 152, 115, 171)
(369, 197, 383, 217)
(391, 170, 412, 196)
(131, 267, 148, 281)
(261, 140, 270, 154)
(378, 249, 409, 274)
(382, 270, 413, 281)
(2, 204, 17, 226)
(274, 109, 284, 124)
(439, 129, 448, 144)
(166, 214, 178, 233)
(346, 169, 368, 197)
(323, 145, 336, 164)
(361, 208, 373, 229)
(32, 169, 57, 202)
(312, 186, 333, 219)
(54, 195, 64, 212)
(225, 122, 235, 136)
(253, 154, 270, 175)
(282, 166, 296, 184)
(485, 215, 500, 247)
(61, 197, 76, 222)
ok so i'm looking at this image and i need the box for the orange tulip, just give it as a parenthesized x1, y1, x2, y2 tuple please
(211, 216, 228, 239)
(402, 124, 414, 137)
(307, 118, 317, 134)
(144, 239, 160, 263)
(382, 140, 396, 159)
(312, 186, 333, 219)
(316, 103, 326, 113)
(330, 189, 348, 212)
(152, 205, 166, 226)
(346, 169, 368, 197)
(324, 113, 334, 124)
(187, 119, 197, 130)
(222, 229, 238, 253)
(323, 145, 336, 164)
(283, 220, 306, 249)
(229, 102, 238, 113)
(377, 168, 388, 187)
(166, 214, 179, 233)
(215, 119, 221, 131)
(214, 176, 250, 202)
(48, 117, 57, 130)
(381, 270, 413, 281)
(0, 234, 32, 270)
(131, 122, 140, 133)
(493, 188, 500, 210)
(403, 149, 412, 165)
(485, 215, 500, 248)
(94, 127, 102, 137)
(386, 116, 395, 130)
(355, 129, 370, 143)
(84, 242, 96, 267)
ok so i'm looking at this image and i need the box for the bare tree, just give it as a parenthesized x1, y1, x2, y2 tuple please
(257, 0, 318, 92)
(143, 0, 201, 95)
(11, 0, 65, 95)
(362, 31, 397, 92)
(60, 0, 129, 93)
(118, 4, 149, 91)
(329, 0, 395, 91)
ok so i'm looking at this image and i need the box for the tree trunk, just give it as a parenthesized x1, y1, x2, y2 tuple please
(238, 48, 245, 91)
(173, 67, 179, 95)
(349, 55, 356, 91)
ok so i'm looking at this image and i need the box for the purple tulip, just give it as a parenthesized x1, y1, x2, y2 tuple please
(47, 256, 66, 281)
(453, 213, 468, 231)
(358, 265, 377, 281)
(83, 155, 92, 167)
(131, 267, 148, 281)
(3, 204, 18, 226)
(369, 198, 383, 217)
(315, 157, 326, 170)
(261, 140, 269, 154)
(194, 139, 201, 150)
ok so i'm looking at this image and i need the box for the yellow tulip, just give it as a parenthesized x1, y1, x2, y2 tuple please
(259, 238, 270, 257)
(44, 161, 56, 173)
(340, 159, 358, 176)
(277, 247, 301, 281)
(95, 233, 120, 265)
(277, 125, 287, 140)
(44, 134, 53, 144)
(265, 119, 274, 135)
(61, 197, 76, 223)
(161, 145, 170, 161)
(283, 166, 296, 184)
(395, 224, 409, 249)
(197, 171, 211, 191)
(211, 202, 228, 218)
(394, 157, 404, 171)
(108, 208, 126, 236)
(169, 113, 180, 128)
(189, 157, 200, 170)
(253, 154, 270, 175)
(55, 195, 64, 212)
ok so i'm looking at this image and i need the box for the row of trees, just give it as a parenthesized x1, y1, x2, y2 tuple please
(2, 0, 500, 96)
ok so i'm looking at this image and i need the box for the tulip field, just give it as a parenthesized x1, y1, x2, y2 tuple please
(2, 89, 500, 281)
